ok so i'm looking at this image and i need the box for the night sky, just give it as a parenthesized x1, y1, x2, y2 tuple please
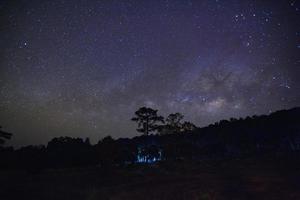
(1, 0, 299, 147)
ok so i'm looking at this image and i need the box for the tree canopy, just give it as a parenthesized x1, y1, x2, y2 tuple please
(131, 107, 164, 135)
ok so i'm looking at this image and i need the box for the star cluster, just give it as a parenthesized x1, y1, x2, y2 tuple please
(0, 0, 299, 146)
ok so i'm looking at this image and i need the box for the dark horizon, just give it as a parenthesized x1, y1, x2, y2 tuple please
(2, 106, 299, 148)
(1, 0, 299, 147)
(5, 106, 300, 148)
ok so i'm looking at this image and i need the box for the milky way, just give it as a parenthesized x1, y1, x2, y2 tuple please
(1, 0, 299, 146)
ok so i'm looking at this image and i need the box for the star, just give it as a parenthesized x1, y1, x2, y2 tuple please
(0, 0, 299, 146)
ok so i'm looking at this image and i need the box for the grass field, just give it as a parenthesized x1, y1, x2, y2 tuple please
(1, 158, 300, 200)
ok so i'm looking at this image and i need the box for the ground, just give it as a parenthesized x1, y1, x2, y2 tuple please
(1, 157, 300, 200)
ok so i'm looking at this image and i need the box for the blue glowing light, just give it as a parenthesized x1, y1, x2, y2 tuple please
(136, 147, 162, 163)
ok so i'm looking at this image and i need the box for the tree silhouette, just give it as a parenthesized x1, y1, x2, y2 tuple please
(158, 113, 197, 134)
(0, 126, 12, 145)
(96, 136, 116, 167)
(181, 121, 197, 132)
(165, 112, 184, 134)
(131, 107, 164, 135)
(47, 136, 94, 168)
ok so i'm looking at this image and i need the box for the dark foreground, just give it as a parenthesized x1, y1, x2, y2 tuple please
(1, 157, 300, 200)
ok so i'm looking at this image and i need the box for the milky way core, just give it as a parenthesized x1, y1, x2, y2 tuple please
(1, 0, 299, 146)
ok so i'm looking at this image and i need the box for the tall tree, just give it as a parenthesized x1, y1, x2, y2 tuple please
(0, 126, 12, 145)
(131, 107, 164, 135)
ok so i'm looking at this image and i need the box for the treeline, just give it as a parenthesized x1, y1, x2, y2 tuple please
(0, 107, 299, 171)
(131, 107, 197, 135)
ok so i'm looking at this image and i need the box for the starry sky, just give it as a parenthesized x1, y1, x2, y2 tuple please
(1, 0, 299, 147)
